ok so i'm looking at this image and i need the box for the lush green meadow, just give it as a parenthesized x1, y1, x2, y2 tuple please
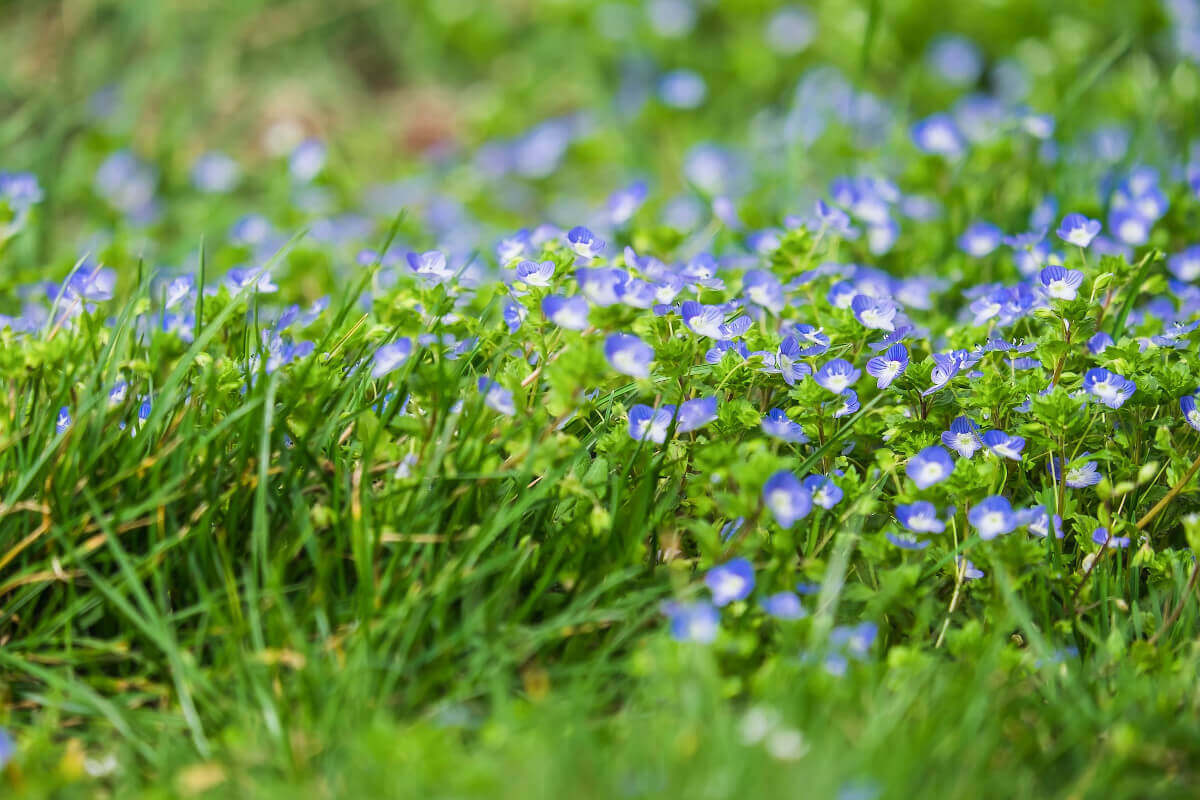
(4, 1, 1200, 797)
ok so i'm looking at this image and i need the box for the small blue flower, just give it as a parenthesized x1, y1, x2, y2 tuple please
(575, 267, 626, 306)
(1183, 395, 1200, 432)
(886, 532, 930, 550)
(659, 69, 707, 109)
(566, 226, 605, 259)
(1168, 245, 1200, 282)
(1108, 207, 1151, 246)
(55, 407, 71, 434)
(542, 294, 590, 330)
(1056, 213, 1101, 247)
(680, 300, 751, 341)
(804, 474, 844, 509)
(0, 727, 12, 769)
(1048, 454, 1102, 488)
(851, 295, 898, 331)
(629, 404, 674, 443)
(895, 501, 945, 533)
(911, 113, 966, 157)
(832, 390, 860, 418)
(814, 358, 861, 395)
(763, 470, 813, 528)
(762, 336, 813, 386)
(478, 378, 515, 416)
(407, 250, 453, 281)
(958, 221, 1003, 257)
(941, 416, 982, 458)
(1092, 527, 1131, 549)
(865, 344, 909, 389)
(705, 558, 755, 606)
(1088, 332, 1114, 355)
(761, 408, 809, 443)
(1083, 367, 1136, 409)
(761, 592, 807, 620)
(604, 333, 654, 378)
(664, 600, 720, 643)
(906, 446, 955, 489)
(1038, 265, 1084, 301)
(289, 138, 326, 182)
(608, 181, 648, 226)
(191, 151, 240, 193)
(676, 396, 719, 433)
(956, 556, 984, 580)
(371, 339, 414, 379)
(515, 259, 555, 287)
(743, 270, 786, 313)
(968, 496, 1017, 540)
(981, 429, 1025, 460)
(1019, 505, 1063, 539)
(788, 324, 830, 356)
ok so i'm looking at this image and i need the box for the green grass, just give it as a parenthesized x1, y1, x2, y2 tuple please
(4, 2, 1200, 798)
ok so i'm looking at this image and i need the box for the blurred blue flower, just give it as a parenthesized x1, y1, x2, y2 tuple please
(705, 557, 755, 606)
(763, 470, 813, 528)
(906, 446, 954, 489)
(969, 496, 1017, 539)
(604, 332, 654, 378)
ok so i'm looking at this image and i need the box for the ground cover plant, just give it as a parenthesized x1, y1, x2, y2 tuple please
(5, 1, 1200, 797)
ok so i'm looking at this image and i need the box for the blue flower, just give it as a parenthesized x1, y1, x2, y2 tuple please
(407, 250, 454, 281)
(515, 259, 555, 287)
(865, 344, 908, 389)
(55, 407, 71, 434)
(814, 358, 861, 395)
(1083, 367, 1136, 409)
(906, 446, 955, 489)
(542, 294, 590, 330)
(1168, 245, 1200, 282)
(743, 270, 786, 313)
(895, 501, 945, 533)
(763, 470, 813, 528)
(851, 295, 898, 331)
(761, 408, 809, 443)
(659, 69, 708, 109)
(981, 430, 1025, 460)
(575, 267, 627, 306)
(958, 221, 1003, 257)
(1092, 527, 1131, 549)
(1056, 213, 1101, 247)
(190, 151, 240, 193)
(289, 138, 326, 181)
(831, 389, 860, 418)
(680, 300, 751, 340)
(886, 532, 930, 550)
(1019, 505, 1063, 539)
(1183, 395, 1200, 432)
(1108, 207, 1151, 246)
(478, 378, 515, 416)
(761, 592, 807, 620)
(566, 225, 605, 259)
(0, 727, 12, 769)
(968, 496, 1017, 540)
(604, 333, 654, 378)
(788, 324, 830, 356)
(371, 339, 414, 379)
(1088, 332, 1114, 355)
(677, 396, 719, 433)
(804, 474, 844, 509)
(941, 416, 982, 458)
(1038, 265, 1084, 301)
(762, 337, 813, 386)
(911, 113, 966, 157)
(608, 181, 648, 226)
(664, 600, 720, 643)
(1048, 454, 1102, 488)
(629, 404, 674, 443)
(956, 556, 985, 580)
(705, 558, 755, 606)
